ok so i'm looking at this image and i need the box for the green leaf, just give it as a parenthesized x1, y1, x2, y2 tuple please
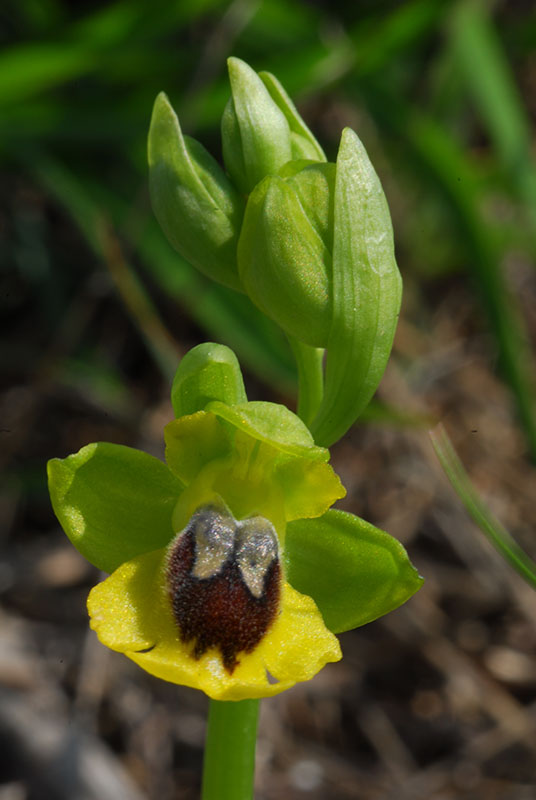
(48, 443, 182, 573)
(221, 57, 292, 194)
(311, 128, 402, 447)
(171, 342, 248, 418)
(207, 401, 329, 461)
(148, 91, 245, 291)
(285, 509, 423, 633)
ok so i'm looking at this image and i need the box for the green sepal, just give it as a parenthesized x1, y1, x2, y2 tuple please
(285, 509, 423, 633)
(238, 163, 335, 347)
(171, 342, 248, 418)
(148, 91, 245, 291)
(164, 412, 232, 486)
(258, 70, 326, 162)
(222, 57, 292, 195)
(206, 400, 329, 461)
(47, 443, 181, 574)
(311, 128, 402, 447)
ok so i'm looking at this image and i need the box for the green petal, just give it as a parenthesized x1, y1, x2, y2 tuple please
(47, 443, 182, 573)
(207, 400, 329, 461)
(285, 509, 423, 633)
(311, 128, 402, 447)
(275, 457, 345, 521)
(171, 342, 248, 418)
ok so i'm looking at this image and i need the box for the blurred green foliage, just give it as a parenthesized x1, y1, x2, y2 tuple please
(2, 0, 536, 451)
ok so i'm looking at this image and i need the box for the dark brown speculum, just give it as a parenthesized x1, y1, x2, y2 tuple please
(166, 506, 281, 673)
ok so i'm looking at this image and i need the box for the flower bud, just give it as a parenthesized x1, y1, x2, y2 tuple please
(258, 70, 326, 163)
(148, 92, 245, 291)
(238, 160, 335, 347)
(221, 58, 325, 195)
(238, 127, 402, 444)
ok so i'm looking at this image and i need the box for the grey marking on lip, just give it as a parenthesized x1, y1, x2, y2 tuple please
(191, 505, 236, 580)
(235, 517, 278, 598)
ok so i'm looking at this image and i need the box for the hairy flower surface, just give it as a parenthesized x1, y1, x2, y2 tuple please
(48, 345, 423, 701)
(49, 402, 345, 699)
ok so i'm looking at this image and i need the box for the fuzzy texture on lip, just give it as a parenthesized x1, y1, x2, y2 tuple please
(88, 547, 341, 701)
(48, 348, 423, 701)
(55, 404, 345, 699)
(166, 506, 282, 674)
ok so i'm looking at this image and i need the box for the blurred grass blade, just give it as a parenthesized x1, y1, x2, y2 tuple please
(28, 153, 296, 390)
(131, 223, 296, 391)
(430, 424, 536, 590)
(0, 44, 95, 105)
(84, 172, 297, 390)
(407, 113, 536, 458)
(32, 155, 181, 379)
(351, 0, 450, 77)
(449, 0, 536, 224)
(360, 80, 536, 460)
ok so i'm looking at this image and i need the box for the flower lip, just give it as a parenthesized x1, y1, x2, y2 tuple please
(166, 504, 281, 673)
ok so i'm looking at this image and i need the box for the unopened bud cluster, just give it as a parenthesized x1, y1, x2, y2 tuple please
(150, 57, 402, 448)
(150, 58, 339, 345)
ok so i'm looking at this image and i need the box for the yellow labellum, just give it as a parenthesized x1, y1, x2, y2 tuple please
(88, 547, 341, 701)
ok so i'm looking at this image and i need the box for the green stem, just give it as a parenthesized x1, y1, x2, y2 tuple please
(288, 337, 325, 429)
(201, 699, 260, 800)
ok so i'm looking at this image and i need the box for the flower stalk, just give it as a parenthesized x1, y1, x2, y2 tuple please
(202, 699, 259, 800)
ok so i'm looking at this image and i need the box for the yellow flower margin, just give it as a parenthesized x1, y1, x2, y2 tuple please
(83, 405, 345, 700)
(88, 548, 341, 701)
